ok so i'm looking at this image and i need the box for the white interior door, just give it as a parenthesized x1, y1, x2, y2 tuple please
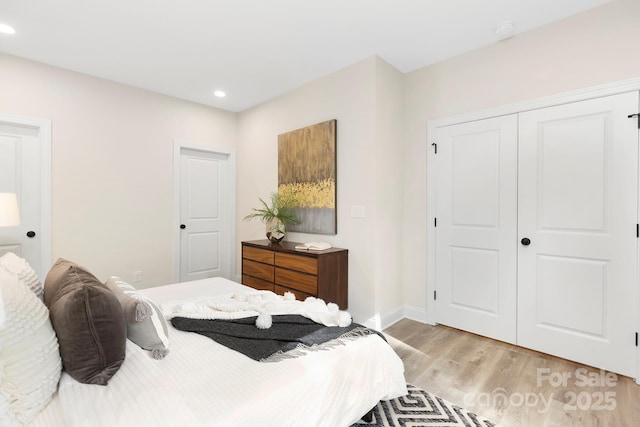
(517, 92, 638, 377)
(179, 147, 231, 282)
(0, 122, 44, 277)
(435, 114, 518, 344)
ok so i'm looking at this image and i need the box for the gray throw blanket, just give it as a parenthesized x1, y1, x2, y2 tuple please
(171, 315, 384, 362)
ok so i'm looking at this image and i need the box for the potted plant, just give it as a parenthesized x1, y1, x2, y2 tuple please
(244, 191, 301, 243)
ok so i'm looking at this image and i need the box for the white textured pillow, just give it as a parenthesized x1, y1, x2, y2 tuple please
(0, 267, 62, 426)
(0, 252, 43, 300)
(105, 277, 170, 359)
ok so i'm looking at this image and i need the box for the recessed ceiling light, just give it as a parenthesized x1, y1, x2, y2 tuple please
(495, 21, 515, 40)
(0, 23, 16, 35)
(214, 90, 226, 98)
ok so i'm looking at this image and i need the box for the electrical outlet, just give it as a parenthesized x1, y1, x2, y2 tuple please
(133, 271, 142, 283)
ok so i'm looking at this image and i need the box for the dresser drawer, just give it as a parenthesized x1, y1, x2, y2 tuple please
(243, 259, 274, 282)
(243, 246, 274, 264)
(242, 274, 274, 292)
(275, 267, 317, 295)
(275, 252, 317, 275)
(274, 284, 312, 302)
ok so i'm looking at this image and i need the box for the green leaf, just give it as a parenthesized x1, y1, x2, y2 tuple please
(244, 191, 302, 226)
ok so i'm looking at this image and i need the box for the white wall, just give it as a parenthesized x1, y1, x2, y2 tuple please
(0, 52, 237, 287)
(402, 0, 640, 316)
(237, 56, 404, 327)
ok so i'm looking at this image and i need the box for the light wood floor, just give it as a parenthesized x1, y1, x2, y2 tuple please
(383, 319, 640, 427)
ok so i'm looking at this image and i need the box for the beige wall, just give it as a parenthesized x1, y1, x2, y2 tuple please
(0, 52, 237, 287)
(402, 0, 640, 315)
(1, 0, 637, 325)
(373, 58, 405, 324)
(237, 57, 404, 326)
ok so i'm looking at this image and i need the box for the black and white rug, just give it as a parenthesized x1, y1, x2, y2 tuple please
(351, 384, 497, 427)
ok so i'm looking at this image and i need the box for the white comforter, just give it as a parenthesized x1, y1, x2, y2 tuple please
(161, 289, 353, 328)
(31, 277, 407, 427)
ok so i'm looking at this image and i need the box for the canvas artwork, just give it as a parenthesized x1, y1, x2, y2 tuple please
(278, 119, 337, 234)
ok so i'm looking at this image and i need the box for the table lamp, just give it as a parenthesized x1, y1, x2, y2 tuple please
(0, 192, 21, 227)
(0, 192, 21, 328)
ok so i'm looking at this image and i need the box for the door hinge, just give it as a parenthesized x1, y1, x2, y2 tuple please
(434, 290, 437, 300)
(628, 113, 640, 129)
(434, 217, 437, 227)
(637, 224, 639, 238)
(636, 332, 638, 347)
(431, 142, 437, 154)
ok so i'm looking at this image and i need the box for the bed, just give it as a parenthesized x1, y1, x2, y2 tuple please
(19, 274, 406, 427)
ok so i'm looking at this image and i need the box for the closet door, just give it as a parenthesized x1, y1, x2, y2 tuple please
(435, 115, 518, 344)
(517, 92, 638, 376)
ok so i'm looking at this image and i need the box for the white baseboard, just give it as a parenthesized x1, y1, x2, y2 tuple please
(403, 305, 432, 325)
(352, 305, 431, 331)
(380, 306, 405, 330)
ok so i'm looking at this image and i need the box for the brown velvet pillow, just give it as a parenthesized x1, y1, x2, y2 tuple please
(44, 258, 126, 385)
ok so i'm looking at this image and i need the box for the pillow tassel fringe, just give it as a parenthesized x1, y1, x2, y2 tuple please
(135, 301, 152, 322)
(151, 347, 169, 360)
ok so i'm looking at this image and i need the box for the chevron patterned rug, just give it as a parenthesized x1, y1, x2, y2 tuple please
(351, 384, 497, 427)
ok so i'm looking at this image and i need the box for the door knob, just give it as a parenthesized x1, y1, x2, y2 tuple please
(180, 224, 186, 229)
(26, 231, 36, 238)
(521, 237, 531, 246)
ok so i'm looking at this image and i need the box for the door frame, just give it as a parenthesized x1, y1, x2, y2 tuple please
(426, 76, 640, 383)
(0, 113, 51, 280)
(172, 140, 236, 283)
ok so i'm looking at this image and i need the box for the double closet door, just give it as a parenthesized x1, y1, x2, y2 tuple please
(434, 92, 638, 377)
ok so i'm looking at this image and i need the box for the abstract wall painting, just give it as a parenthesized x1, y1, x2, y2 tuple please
(278, 119, 337, 235)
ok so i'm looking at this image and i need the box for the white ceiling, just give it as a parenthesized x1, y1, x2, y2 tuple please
(0, 0, 611, 112)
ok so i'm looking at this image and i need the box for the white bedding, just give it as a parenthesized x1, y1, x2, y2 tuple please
(30, 277, 406, 427)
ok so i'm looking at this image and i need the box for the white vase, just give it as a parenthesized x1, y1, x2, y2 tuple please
(266, 218, 285, 243)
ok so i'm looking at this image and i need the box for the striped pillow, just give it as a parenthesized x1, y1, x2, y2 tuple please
(106, 277, 170, 359)
(0, 252, 42, 300)
(0, 267, 61, 425)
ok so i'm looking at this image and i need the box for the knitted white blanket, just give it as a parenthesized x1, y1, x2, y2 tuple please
(160, 290, 351, 329)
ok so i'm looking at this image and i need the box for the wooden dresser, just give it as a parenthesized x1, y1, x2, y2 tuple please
(241, 240, 348, 309)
